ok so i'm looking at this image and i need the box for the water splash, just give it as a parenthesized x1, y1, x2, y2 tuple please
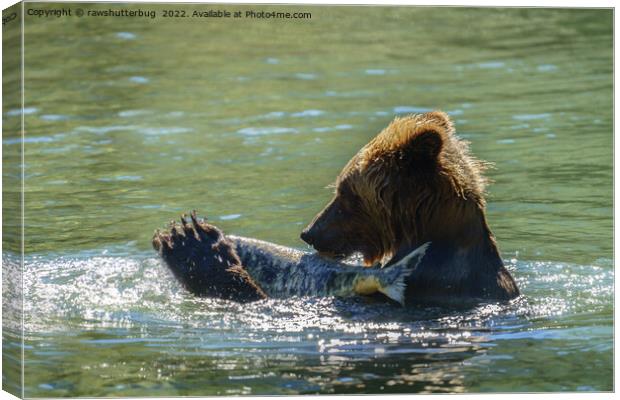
(5, 251, 612, 396)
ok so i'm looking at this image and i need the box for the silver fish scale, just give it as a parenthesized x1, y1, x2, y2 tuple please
(227, 235, 414, 300)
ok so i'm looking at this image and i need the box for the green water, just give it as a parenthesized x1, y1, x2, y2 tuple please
(2, 4, 613, 396)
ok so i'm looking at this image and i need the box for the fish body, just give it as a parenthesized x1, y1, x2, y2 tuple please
(229, 235, 429, 305)
(153, 213, 428, 304)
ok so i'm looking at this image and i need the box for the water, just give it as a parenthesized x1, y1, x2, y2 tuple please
(2, 4, 613, 396)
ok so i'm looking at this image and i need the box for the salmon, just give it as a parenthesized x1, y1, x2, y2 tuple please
(153, 212, 428, 305)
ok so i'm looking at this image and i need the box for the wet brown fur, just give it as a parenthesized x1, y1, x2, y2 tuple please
(301, 111, 519, 302)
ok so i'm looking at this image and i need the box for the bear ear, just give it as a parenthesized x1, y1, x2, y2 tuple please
(403, 129, 444, 163)
(396, 111, 452, 166)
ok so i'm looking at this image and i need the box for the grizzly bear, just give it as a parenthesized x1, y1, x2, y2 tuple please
(154, 111, 519, 305)
(300, 111, 519, 303)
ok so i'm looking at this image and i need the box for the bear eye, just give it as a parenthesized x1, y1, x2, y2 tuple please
(337, 181, 354, 196)
(340, 186, 360, 204)
(337, 187, 362, 211)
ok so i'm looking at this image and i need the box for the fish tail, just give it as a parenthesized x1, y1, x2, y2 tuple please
(377, 242, 430, 306)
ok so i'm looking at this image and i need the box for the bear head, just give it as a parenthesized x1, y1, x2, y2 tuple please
(300, 111, 491, 266)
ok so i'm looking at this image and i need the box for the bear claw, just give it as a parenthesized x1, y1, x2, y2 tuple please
(152, 211, 267, 302)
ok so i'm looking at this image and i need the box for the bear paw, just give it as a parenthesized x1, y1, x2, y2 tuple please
(152, 211, 267, 302)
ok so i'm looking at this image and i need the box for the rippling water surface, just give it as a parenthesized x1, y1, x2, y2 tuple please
(2, 4, 613, 396)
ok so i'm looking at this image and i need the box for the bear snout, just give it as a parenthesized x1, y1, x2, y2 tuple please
(300, 223, 332, 251)
(301, 223, 347, 258)
(300, 227, 315, 245)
